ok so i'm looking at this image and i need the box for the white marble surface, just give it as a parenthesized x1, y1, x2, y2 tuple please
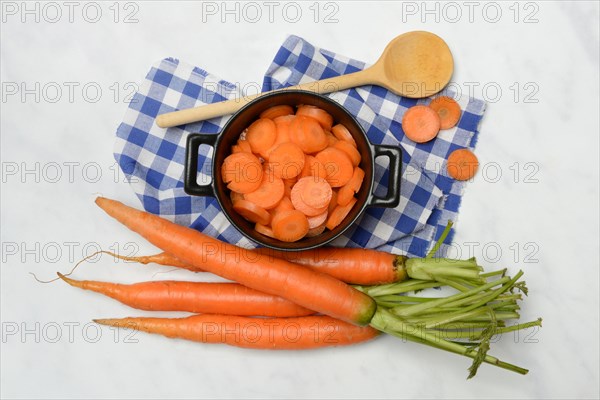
(1, 1, 599, 398)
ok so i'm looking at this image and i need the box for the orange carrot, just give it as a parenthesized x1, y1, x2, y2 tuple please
(271, 210, 309, 242)
(244, 173, 284, 210)
(402, 105, 441, 143)
(95, 197, 377, 325)
(271, 196, 294, 216)
(296, 105, 334, 131)
(447, 149, 479, 181)
(267, 142, 305, 179)
(233, 199, 271, 225)
(307, 211, 328, 229)
(326, 197, 357, 230)
(94, 314, 380, 350)
(290, 116, 328, 154)
(260, 105, 294, 120)
(291, 178, 329, 217)
(246, 118, 277, 154)
(237, 140, 252, 153)
(333, 140, 361, 167)
(222, 153, 263, 194)
(299, 155, 327, 180)
(429, 96, 461, 129)
(315, 147, 354, 187)
(299, 177, 332, 209)
(58, 274, 313, 317)
(255, 223, 276, 239)
(338, 167, 365, 206)
(331, 124, 357, 147)
(306, 223, 327, 237)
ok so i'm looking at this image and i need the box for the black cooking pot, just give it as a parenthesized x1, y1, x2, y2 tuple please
(184, 90, 401, 251)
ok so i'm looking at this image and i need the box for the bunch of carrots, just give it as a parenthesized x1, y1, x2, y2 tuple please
(54, 197, 541, 379)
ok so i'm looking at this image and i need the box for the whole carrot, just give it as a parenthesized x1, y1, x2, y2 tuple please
(58, 273, 313, 317)
(95, 197, 377, 326)
(110, 249, 406, 285)
(94, 314, 380, 350)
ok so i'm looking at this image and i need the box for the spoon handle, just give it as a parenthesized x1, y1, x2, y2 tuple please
(156, 70, 371, 128)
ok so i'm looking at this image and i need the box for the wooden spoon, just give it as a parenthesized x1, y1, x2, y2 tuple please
(156, 31, 453, 128)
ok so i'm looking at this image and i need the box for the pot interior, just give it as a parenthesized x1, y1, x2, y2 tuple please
(212, 91, 374, 251)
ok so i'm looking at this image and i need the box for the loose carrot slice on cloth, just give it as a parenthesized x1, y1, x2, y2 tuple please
(299, 176, 332, 209)
(221, 153, 263, 194)
(429, 96, 461, 129)
(401, 105, 441, 143)
(331, 124, 357, 147)
(315, 147, 354, 187)
(255, 223, 276, 239)
(59, 275, 313, 317)
(333, 140, 361, 167)
(246, 118, 277, 154)
(447, 149, 479, 181)
(307, 211, 328, 229)
(267, 142, 305, 179)
(271, 210, 310, 242)
(244, 173, 285, 210)
(95, 315, 379, 350)
(260, 105, 294, 120)
(290, 116, 329, 153)
(299, 155, 327, 180)
(290, 178, 329, 216)
(326, 197, 357, 230)
(233, 199, 271, 225)
(296, 105, 334, 131)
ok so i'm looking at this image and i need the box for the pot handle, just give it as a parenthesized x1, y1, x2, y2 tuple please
(368, 144, 403, 208)
(184, 133, 217, 197)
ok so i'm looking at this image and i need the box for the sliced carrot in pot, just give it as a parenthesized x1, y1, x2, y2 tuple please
(255, 223, 276, 238)
(296, 105, 334, 131)
(326, 197, 357, 230)
(315, 147, 354, 187)
(331, 124, 356, 147)
(291, 178, 329, 217)
(222, 153, 263, 194)
(299, 155, 327, 180)
(268, 142, 305, 179)
(260, 105, 294, 120)
(333, 140, 361, 167)
(307, 211, 328, 229)
(244, 173, 285, 210)
(299, 177, 332, 209)
(272, 210, 309, 242)
(289, 116, 328, 154)
(233, 199, 271, 225)
(246, 118, 277, 154)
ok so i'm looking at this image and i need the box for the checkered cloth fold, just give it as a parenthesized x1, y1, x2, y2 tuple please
(114, 35, 486, 257)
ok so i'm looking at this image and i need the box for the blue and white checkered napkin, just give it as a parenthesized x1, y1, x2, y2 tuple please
(114, 35, 486, 257)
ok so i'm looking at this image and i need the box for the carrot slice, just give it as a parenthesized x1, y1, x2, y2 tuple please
(306, 223, 327, 237)
(299, 155, 327, 180)
(233, 199, 271, 225)
(290, 179, 329, 217)
(300, 177, 332, 209)
(326, 197, 357, 230)
(429, 96, 461, 130)
(315, 147, 354, 187)
(328, 190, 339, 215)
(230, 191, 244, 204)
(447, 149, 479, 181)
(283, 178, 295, 197)
(296, 105, 333, 131)
(244, 173, 284, 210)
(401, 105, 441, 143)
(333, 140, 361, 167)
(290, 116, 328, 154)
(268, 142, 305, 179)
(255, 223, 276, 238)
(271, 210, 309, 242)
(260, 105, 294, 120)
(271, 196, 294, 216)
(331, 124, 357, 147)
(237, 140, 252, 153)
(231, 145, 242, 154)
(337, 185, 354, 207)
(326, 132, 338, 147)
(246, 118, 277, 154)
(222, 153, 263, 194)
(307, 211, 328, 229)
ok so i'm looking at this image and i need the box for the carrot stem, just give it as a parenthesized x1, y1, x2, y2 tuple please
(426, 221, 453, 258)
